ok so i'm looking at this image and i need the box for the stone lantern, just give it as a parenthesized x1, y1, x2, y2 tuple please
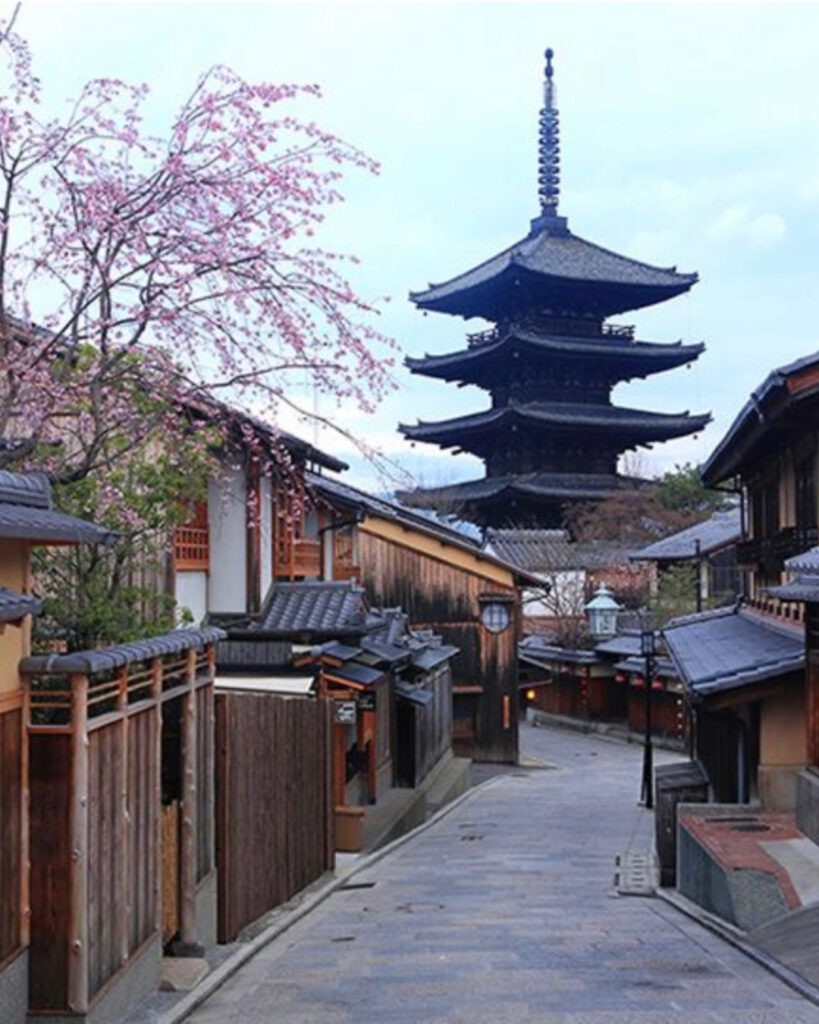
(584, 583, 621, 640)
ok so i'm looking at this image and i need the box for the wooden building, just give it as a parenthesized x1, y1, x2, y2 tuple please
(0, 471, 117, 1024)
(660, 352, 819, 810)
(172, 411, 346, 624)
(397, 50, 708, 527)
(306, 473, 540, 763)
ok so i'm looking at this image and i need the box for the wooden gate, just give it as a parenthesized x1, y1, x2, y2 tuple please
(215, 690, 334, 942)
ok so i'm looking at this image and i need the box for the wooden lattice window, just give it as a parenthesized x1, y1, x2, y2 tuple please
(174, 501, 209, 571)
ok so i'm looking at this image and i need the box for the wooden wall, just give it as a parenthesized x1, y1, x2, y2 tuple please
(358, 528, 519, 763)
(0, 706, 23, 965)
(215, 692, 334, 943)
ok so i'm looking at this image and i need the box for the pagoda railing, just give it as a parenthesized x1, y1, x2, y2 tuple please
(467, 319, 636, 346)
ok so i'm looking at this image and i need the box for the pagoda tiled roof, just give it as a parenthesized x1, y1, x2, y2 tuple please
(397, 471, 642, 509)
(405, 328, 704, 384)
(401, 401, 711, 447)
(410, 223, 698, 320)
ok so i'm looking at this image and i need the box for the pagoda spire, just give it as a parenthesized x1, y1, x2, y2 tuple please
(538, 48, 560, 214)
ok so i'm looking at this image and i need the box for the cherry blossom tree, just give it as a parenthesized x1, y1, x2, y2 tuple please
(0, 9, 395, 644)
(0, 8, 394, 488)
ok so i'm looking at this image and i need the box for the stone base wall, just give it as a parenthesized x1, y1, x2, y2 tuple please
(0, 949, 27, 1024)
(195, 871, 218, 951)
(796, 769, 819, 843)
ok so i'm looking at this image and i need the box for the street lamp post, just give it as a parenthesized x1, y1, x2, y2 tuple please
(640, 626, 656, 809)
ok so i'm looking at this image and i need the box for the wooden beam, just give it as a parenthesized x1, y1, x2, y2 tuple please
(68, 673, 89, 1014)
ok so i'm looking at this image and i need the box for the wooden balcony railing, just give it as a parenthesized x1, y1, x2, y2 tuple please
(333, 560, 361, 582)
(292, 538, 321, 578)
(736, 526, 819, 573)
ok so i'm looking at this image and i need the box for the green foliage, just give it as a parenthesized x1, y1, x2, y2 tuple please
(30, 364, 219, 651)
(655, 463, 732, 518)
(651, 562, 701, 626)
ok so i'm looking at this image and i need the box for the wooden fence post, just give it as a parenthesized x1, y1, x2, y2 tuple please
(118, 666, 130, 966)
(20, 681, 31, 949)
(68, 673, 90, 1014)
(180, 648, 199, 950)
(151, 657, 163, 937)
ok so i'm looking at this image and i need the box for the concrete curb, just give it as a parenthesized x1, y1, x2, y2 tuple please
(156, 774, 507, 1024)
(656, 887, 819, 1008)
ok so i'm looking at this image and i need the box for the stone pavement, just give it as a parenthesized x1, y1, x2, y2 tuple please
(183, 724, 819, 1023)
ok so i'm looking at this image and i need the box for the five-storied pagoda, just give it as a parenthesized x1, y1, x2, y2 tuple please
(399, 50, 710, 528)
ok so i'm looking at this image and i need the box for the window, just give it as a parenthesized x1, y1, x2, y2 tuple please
(173, 501, 209, 571)
(796, 453, 817, 547)
(481, 602, 511, 634)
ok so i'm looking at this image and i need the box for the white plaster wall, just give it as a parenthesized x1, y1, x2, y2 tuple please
(208, 466, 247, 614)
(175, 571, 208, 625)
(260, 474, 273, 602)
(523, 570, 586, 618)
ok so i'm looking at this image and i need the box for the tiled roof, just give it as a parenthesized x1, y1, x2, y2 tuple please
(410, 224, 697, 319)
(399, 471, 640, 508)
(613, 655, 678, 681)
(20, 626, 226, 675)
(595, 631, 644, 658)
(257, 581, 369, 638)
(406, 330, 704, 383)
(0, 585, 42, 623)
(485, 528, 637, 573)
(401, 402, 710, 446)
(308, 471, 543, 585)
(633, 509, 741, 562)
(766, 546, 819, 603)
(0, 469, 118, 545)
(703, 350, 819, 485)
(663, 605, 803, 699)
(518, 634, 597, 669)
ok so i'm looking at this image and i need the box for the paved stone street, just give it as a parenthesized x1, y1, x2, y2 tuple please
(185, 724, 819, 1023)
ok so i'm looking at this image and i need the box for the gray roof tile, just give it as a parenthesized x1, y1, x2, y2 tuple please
(411, 225, 696, 318)
(402, 401, 710, 445)
(634, 509, 741, 562)
(20, 626, 226, 675)
(663, 606, 803, 698)
(0, 585, 42, 623)
(485, 528, 636, 573)
(0, 469, 117, 545)
(258, 581, 368, 637)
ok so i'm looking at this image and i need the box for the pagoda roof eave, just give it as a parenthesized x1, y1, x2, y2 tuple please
(400, 403, 712, 448)
(410, 226, 697, 320)
(397, 471, 647, 509)
(405, 332, 705, 383)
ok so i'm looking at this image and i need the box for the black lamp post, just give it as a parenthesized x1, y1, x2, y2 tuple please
(640, 626, 656, 809)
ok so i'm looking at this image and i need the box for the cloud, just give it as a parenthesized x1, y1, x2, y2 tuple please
(704, 205, 786, 249)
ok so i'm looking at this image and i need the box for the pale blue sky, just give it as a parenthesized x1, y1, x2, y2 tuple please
(9, 2, 819, 492)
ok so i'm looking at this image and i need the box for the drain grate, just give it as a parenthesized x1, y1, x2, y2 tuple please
(614, 850, 659, 895)
(338, 881, 377, 891)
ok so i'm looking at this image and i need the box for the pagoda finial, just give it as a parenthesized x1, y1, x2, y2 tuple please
(538, 47, 560, 214)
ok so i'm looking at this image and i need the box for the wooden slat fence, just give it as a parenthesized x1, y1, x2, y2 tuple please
(215, 691, 334, 943)
(23, 633, 220, 1015)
